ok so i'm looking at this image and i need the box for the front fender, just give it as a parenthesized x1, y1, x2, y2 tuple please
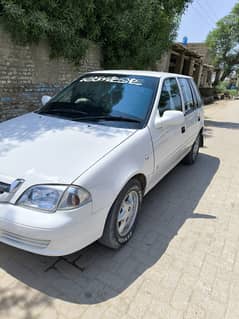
(74, 128, 154, 216)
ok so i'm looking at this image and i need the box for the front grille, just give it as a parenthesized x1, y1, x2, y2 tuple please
(0, 229, 50, 249)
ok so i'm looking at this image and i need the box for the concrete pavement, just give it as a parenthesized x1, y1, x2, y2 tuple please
(0, 99, 239, 318)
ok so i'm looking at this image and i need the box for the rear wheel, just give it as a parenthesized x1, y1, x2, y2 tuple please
(183, 133, 200, 165)
(99, 179, 143, 249)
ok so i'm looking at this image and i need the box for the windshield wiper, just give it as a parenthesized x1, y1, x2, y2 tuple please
(72, 115, 141, 123)
(38, 108, 87, 116)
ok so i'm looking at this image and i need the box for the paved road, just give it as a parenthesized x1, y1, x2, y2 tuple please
(0, 100, 239, 319)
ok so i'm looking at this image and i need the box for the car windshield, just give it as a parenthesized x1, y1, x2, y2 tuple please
(38, 74, 159, 128)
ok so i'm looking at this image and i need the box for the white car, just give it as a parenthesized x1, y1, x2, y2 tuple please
(0, 71, 204, 256)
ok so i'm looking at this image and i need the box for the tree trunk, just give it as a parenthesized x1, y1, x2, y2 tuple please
(213, 70, 221, 86)
(220, 68, 231, 82)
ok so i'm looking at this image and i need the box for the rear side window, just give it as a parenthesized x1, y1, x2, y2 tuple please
(158, 78, 182, 116)
(178, 78, 195, 112)
(190, 79, 202, 108)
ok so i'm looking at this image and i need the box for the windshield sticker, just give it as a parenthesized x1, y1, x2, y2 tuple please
(80, 76, 143, 86)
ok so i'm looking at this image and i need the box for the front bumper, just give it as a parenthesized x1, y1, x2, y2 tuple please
(0, 203, 107, 256)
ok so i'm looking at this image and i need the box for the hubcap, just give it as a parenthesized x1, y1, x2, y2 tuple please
(192, 136, 200, 160)
(117, 190, 139, 237)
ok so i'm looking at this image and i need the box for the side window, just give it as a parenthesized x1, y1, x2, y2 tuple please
(190, 80, 202, 108)
(158, 78, 182, 116)
(189, 80, 198, 108)
(178, 78, 195, 112)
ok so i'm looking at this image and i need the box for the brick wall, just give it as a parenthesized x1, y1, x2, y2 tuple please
(0, 25, 102, 121)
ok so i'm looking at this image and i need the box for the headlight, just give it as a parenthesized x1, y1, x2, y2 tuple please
(17, 185, 91, 212)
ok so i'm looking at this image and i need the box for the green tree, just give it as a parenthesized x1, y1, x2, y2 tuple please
(0, 0, 191, 69)
(206, 2, 239, 82)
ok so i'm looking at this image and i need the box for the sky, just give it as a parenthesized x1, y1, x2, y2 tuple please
(177, 0, 238, 43)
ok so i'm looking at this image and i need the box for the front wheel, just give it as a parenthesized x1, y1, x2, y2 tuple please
(183, 133, 200, 165)
(99, 179, 143, 249)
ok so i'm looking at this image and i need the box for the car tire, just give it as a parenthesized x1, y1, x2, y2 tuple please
(183, 133, 201, 165)
(99, 178, 143, 249)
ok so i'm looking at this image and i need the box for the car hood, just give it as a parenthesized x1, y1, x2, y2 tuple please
(0, 113, 136, 184)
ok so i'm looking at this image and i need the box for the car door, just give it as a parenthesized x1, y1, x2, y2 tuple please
(149, 77, 186, 181)
(178, 77, 199, 152)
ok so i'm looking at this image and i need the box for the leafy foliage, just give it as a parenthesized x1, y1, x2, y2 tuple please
(206, 2, 239, 80)
(215, 81, 228, 94)
(215, 81, 238, 99)
(0, 0, 191, 68)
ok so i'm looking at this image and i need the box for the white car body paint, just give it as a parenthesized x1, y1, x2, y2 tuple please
(0, 71, 204, 255)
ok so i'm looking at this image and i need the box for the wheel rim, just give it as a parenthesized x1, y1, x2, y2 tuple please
(192, 135, 200, 160)
(117, 190, 139, 237)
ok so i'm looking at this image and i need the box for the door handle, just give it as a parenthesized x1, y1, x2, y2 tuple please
(198, 116, 200, 122)
(181, 126, 186, 134)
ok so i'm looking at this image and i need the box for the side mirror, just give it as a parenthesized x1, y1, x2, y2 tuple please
(155, 110, 184, 128)
(41, 95, 51, 106)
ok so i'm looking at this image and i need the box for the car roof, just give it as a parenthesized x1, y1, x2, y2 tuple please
(89, 70, 192, 79)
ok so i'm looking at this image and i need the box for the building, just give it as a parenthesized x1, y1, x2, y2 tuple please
(156, 42, 215, 93)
